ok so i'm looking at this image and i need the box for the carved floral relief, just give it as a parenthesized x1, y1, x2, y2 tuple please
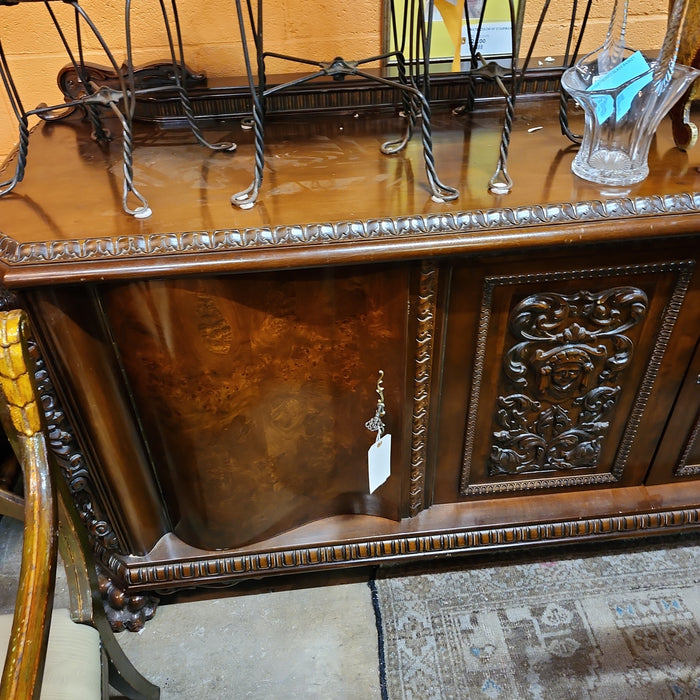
(489, 287, 648, 477)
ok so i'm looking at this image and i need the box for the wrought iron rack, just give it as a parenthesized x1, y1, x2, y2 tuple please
(0, 0, 596, 217)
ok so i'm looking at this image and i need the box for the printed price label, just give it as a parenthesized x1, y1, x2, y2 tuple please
(368, 434, 391, 493)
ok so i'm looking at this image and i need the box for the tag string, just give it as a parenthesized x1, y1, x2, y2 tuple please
(365, 370, 386, 439)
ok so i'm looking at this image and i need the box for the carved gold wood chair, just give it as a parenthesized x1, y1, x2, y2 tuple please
(0, 309, 159, 699)
(668, 0, 700, 150)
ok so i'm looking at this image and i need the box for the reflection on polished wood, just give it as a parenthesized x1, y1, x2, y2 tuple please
(100, 267, 412, 549)
(0, 99, 697, 285)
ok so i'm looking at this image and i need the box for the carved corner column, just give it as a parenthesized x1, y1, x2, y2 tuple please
(23, 285, 170, 556)
(409, 260, 440, 516)
(0, 286, 163, 630)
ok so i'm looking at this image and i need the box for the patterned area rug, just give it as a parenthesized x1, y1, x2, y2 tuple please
(373, 535, 700, 700)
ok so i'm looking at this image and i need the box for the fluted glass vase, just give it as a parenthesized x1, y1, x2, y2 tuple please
(561, 0, 699, 187)
(561, 52, 699, 186)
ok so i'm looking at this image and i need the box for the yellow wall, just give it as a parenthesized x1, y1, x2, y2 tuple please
(0, 0, 670, 163)
(520, 0, 669, 58)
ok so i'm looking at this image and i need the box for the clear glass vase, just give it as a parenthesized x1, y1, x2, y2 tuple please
(561, 48, 699, 186)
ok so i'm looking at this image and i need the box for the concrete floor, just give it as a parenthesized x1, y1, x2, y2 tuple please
(0, 516, 382, 699)
(112, 582, 382, 699)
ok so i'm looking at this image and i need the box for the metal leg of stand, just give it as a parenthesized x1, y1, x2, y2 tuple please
(124, 0, 237, 153)
(230, 0, 457, 208)
(415, 0, 458, 201)
(67, 1, 151, 218)
(557, 0, 594, 143)
(462, 0, 518, 194)
(459, 0, 591, 194)
(0, 1, 151, 218)
(487, 69, 515, 195)
(516, 0, 593, 144)
(384, 0, 418, 152)
(231, 0, 264, 209)
(0, 38, 29, 196)
(43, 2, 112, 144)
(379, 51, 416, 155)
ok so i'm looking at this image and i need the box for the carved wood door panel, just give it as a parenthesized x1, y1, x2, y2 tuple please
(432, 250, 697, 504)
(647, 334, 700, 485)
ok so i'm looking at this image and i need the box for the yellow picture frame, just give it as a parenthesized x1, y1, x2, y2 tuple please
(387, 0, 523, 72)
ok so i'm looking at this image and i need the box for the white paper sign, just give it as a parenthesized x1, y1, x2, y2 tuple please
(368, 434, 392, 493)
(460, 22, 514, 58)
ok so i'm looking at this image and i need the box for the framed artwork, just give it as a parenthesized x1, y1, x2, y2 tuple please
(386, 0, 525, 72)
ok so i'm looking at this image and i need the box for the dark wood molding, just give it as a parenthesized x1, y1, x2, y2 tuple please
(676, 415, 700, 477)
(408, 261, 438, 516)
(95, 502, 700, 592)
(1, 194, 699, 280)
(0, 287, 122, 553)
(30, 340, 123, 553)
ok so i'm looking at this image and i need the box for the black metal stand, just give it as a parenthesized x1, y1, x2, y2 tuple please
(0, 0, 152, 218)
(230, 0, 459, 209)
(124, 0, 238, 156)
(458, 0, 594, 194)
(0, 0, 600, 213)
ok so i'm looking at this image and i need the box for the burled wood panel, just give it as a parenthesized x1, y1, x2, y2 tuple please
(100, 264, 414, 549)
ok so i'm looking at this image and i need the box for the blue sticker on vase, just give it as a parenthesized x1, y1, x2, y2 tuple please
(587, 51, 653, 122)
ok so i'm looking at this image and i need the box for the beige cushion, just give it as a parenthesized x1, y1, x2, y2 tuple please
(0, 608, 101, 699)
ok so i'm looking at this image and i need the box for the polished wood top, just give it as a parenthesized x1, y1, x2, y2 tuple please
(0, 98, 698, 286)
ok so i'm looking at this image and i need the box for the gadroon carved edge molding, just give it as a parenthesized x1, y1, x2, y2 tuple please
(0, 289, 122, 554)
(0, 191, 698, 266)
(96, 506, 700, 590)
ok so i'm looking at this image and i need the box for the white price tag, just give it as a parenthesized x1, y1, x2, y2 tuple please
(368, 434, 392, 494)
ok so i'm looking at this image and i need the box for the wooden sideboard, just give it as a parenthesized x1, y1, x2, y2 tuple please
(1, 96, 698, 624)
